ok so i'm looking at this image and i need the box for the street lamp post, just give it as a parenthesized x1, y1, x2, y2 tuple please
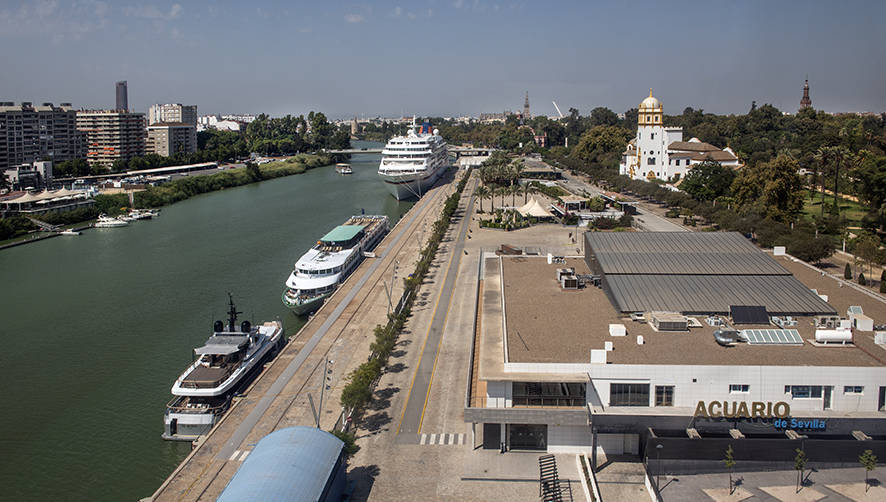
(656, 444, 664, 490)
(317, 358, 332, 428)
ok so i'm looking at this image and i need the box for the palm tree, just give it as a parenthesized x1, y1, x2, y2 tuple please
(522, 182, 535, 204)
(813, 147, 830, 216)
(510, 182, 518, 207)
(475, 185, 489, 213)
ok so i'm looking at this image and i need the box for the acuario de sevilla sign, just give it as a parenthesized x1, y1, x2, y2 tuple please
(693, 400, 790, 419)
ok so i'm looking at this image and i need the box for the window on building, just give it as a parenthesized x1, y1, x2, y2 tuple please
(651, 133, 655, 140)
(610, 383, 650, 406)
(513, 382, 586, 407)
(785, 385, 823, 399)
(844, 386, 864, 394)
(729, 384, 750, 393)
(654, 386, 674, 406)
(647, 157, 655, 165)
(654, 115, 660, 122)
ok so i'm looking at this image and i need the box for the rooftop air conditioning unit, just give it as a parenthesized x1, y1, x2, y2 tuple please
(560, 275, 579, 290)
(609, 324, 626, 337)
(650, 312, 689, 332)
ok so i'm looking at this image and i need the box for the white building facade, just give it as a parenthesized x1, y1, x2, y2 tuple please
(620, 90, 740, 181)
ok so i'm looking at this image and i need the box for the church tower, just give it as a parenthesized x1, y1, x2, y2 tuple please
(634, 89, 668, 180)
(800, 79, 812, 110)
(523, 91, 531, 120)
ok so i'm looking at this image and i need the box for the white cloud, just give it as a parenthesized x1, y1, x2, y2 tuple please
(393, 6, 402, 17)
(344, 13, 364, 23)
(169, 3, 181, 19)
(0, 0, 110, 42)
(454, 0, 464, 8)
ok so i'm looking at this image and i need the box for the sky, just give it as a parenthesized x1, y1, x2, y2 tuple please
(2, 0, 885, 119)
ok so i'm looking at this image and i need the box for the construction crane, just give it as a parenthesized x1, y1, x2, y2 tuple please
(552, 101, 565, 119)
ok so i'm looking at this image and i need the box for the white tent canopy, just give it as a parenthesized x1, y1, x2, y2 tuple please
(517, 197, 555, 218)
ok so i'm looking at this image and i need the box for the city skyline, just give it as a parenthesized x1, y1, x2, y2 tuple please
(2, 1, 886, 118)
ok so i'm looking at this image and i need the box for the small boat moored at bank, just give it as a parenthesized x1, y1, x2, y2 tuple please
(335, 163, 353, 175)
(94, 214, 129, 228)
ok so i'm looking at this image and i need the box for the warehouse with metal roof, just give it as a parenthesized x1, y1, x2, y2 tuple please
(217, 426, 346, 502)
(584, 232, 836, 315)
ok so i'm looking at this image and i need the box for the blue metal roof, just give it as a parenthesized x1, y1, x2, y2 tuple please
(217, 427, 344, 502)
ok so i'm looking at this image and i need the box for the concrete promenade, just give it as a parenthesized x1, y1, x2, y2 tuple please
(148, 172, 459, 501)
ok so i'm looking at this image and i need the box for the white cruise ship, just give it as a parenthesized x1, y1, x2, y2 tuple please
(378, 118, 449, 200)
(282, 215, 389, 315)
(163, 295, 284, 441)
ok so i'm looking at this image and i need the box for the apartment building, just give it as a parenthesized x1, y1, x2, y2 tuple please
(76, 110, 146, 167)
(149, 104, 197, 126)
(0, 102, 81, 171)
(147, 123, 197, 157)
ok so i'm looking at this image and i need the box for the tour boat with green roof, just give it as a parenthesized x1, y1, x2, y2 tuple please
(282, 215, 389, 315)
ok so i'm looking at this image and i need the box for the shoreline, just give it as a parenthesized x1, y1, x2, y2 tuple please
(0, 156, 334, 250)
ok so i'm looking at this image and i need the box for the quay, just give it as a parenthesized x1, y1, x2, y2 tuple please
(148, 171, 464, 501)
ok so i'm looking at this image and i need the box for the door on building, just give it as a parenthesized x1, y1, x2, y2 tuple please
(823, 386, 832, 410)
(509, 424, 547, 450)
(482, 423, 501, 450)
(879, 387, 885, 411)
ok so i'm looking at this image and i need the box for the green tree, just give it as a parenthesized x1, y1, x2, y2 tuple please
(589, 106, 619, 127)
(786, 234, 834, 264)
(853, 233, 880, 280)
(731, 154, 805, 223)
(681, 161, 736, 201)
(859, 273, 866, 286)
(724, 445, 737, 495)
(881, 270, 886, 293)
(331, 430, 360, 457)
(794, 448, 808, 493)
(572, 125, 632, 169)
(844, 263, 852, 280)
(246, 162, 262, 181)
(858, 449, 877, 492)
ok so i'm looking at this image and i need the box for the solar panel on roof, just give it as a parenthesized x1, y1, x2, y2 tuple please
(731, 305, 769, 324)
(848, 306, 863, 315)
(740, 329, 803, 345)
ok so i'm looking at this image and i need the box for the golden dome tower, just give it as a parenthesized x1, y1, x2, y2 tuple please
(638, 88, 662, 125)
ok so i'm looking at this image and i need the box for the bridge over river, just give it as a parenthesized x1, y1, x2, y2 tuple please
(323, 146, 496, 157)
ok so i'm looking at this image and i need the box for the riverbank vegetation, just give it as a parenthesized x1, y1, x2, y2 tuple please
(0, 155, 332, 241)
(339, 172, 470, 416)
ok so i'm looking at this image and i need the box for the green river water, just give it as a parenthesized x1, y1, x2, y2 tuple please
(0, 143, 411, 501)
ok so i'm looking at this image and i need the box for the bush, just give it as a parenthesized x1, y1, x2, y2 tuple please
(845, 263, 852, 280)
(786, 234, 834, 264)
(858, 273, 866, 286)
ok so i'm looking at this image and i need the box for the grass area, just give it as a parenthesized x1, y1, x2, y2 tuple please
(261, 153, 327, 175)
(800, 190, 868, 226)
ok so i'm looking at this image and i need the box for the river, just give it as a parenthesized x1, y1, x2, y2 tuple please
(0, 143, 410, 501)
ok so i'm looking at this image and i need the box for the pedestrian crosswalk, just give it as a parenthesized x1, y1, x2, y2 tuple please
(227, 449, 251, 462)
(419, 433, 466, 446)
